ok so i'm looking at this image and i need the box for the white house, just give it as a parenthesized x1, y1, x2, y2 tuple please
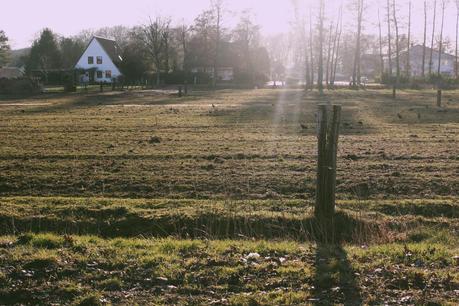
(74, 36, 123, 83)
(390, 45, 457, 77)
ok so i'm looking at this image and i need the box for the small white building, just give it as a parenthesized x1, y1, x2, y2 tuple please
(74, 36, 123, 83)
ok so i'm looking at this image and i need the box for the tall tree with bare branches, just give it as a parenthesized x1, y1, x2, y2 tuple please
(422, 0, 427, 77)
(141, 17, 170, 86)
(456, 0, 459, 77)
(378, 9, 385, 77)
(309, 8, 315, 86)
(429, 0, 437, 75)
(326, 22, 333, 86)
(352, 0, 364, 87)
(330, 5, 342, 87)
(406, 1, 411, 78)
(392, 0, 400, 82)
(317, 0, 325, 93)
(211, 0, 224, 89)
(437, 0, 446, 76)
(331, 9, 343, 86)
(386, 0, 393, 77)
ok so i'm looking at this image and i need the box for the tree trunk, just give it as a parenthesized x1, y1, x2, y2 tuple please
(309, 9, 315, 86)
(317, 0, 325, 94)
(330, 7, 341, 87)
(456, 1, 459, 78)
(332, 13, 343, 86)
(352, 0, 363, 87)
(422, 1, 427, 78)
(387, 0, 393, 77)
(326, 23, 333, 87)
(212, 1, 222, 89)
(406, 1, 411, 78)
(393, 0, 400, 83)
(429, 0, 437, 76)
(378, 9, 385, 77)
(437, 0, 445, 76)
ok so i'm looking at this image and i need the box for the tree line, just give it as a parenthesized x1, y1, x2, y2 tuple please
(286, 0, 459, 93)
(1, 2, 270, 87)
(3, 0, 459, 90)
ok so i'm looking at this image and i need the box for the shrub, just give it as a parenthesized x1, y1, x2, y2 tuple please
(0, 78, 42, 95)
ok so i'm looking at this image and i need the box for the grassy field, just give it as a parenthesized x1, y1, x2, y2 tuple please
(0, 88, 458, 304)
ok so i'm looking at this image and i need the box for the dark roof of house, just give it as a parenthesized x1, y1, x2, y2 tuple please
(0, 67, 24, 79)
(75, 36, 123, 69)
(94, 36, 123, 65)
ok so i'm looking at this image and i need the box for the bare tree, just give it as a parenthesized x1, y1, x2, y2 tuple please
(211, 0, 224, 89)
(387, 0, 393, 77)
(141, 17, 170, 87)
(406, 1, 411, 78)
(326, 22, 333, 86)
(456, 0, 459, 77)
(331, 9, 343, 85)
(392, 0, 400, 82)
(429, 0, 437, 75)
(233, 11, 260, 85)
(304, 18, 312, 89)
(352, 0, 364, 87)
(437, 0, 446, 76)
(317, 0, 325, 93)
(378, 9, 385, 77)
(163, 24, 171, 74)
(309, 8, 315, 86)
(291, 0, 311, 89)
(330, 6, 343, 87)
(422, 0, 427, 77)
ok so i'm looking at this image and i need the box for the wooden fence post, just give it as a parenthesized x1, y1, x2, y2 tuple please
(392, 84, 396, 99)
(315, 104, 342, 220)
(437, 89, 442, 107)
(315, 104, 328, 218)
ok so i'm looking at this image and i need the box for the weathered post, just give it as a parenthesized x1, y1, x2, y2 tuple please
(437, 89, 442, 107)
(392, 84, 396, 99)
(315, 104, 342, 220)
(315, 104, 329, 219)
(184, 81, 188, 95)
(325, 105, 341, 213)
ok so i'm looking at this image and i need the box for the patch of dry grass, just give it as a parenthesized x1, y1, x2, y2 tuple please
(0, 89, 457, 199)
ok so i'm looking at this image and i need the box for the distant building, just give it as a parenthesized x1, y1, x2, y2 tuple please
(0, 67, 25, 79)
(398, 45, 457, 76)
(74, 36, 123, 83)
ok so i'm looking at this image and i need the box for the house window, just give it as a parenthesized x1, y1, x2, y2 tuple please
(96, 71, 103, 79)
(105, 70, 112, 78)
(97, 56, 103, 64)
(88, 56, 94, 64)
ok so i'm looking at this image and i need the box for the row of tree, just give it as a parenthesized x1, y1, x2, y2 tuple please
(286, 0, 459, 92)
(3, 1, 270, 87)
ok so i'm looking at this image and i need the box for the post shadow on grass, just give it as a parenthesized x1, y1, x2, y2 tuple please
(310, 214, 363, 305)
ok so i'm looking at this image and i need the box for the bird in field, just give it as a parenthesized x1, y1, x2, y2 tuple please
(358, 121, 363, 125)
(212, 104, 216, 108)
(300, 124, 308, 130)
(397, 113, 403, 119)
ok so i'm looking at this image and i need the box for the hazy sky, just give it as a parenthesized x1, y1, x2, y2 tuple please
(2, 0, 458, 50)
(2, 0, 295, 48)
